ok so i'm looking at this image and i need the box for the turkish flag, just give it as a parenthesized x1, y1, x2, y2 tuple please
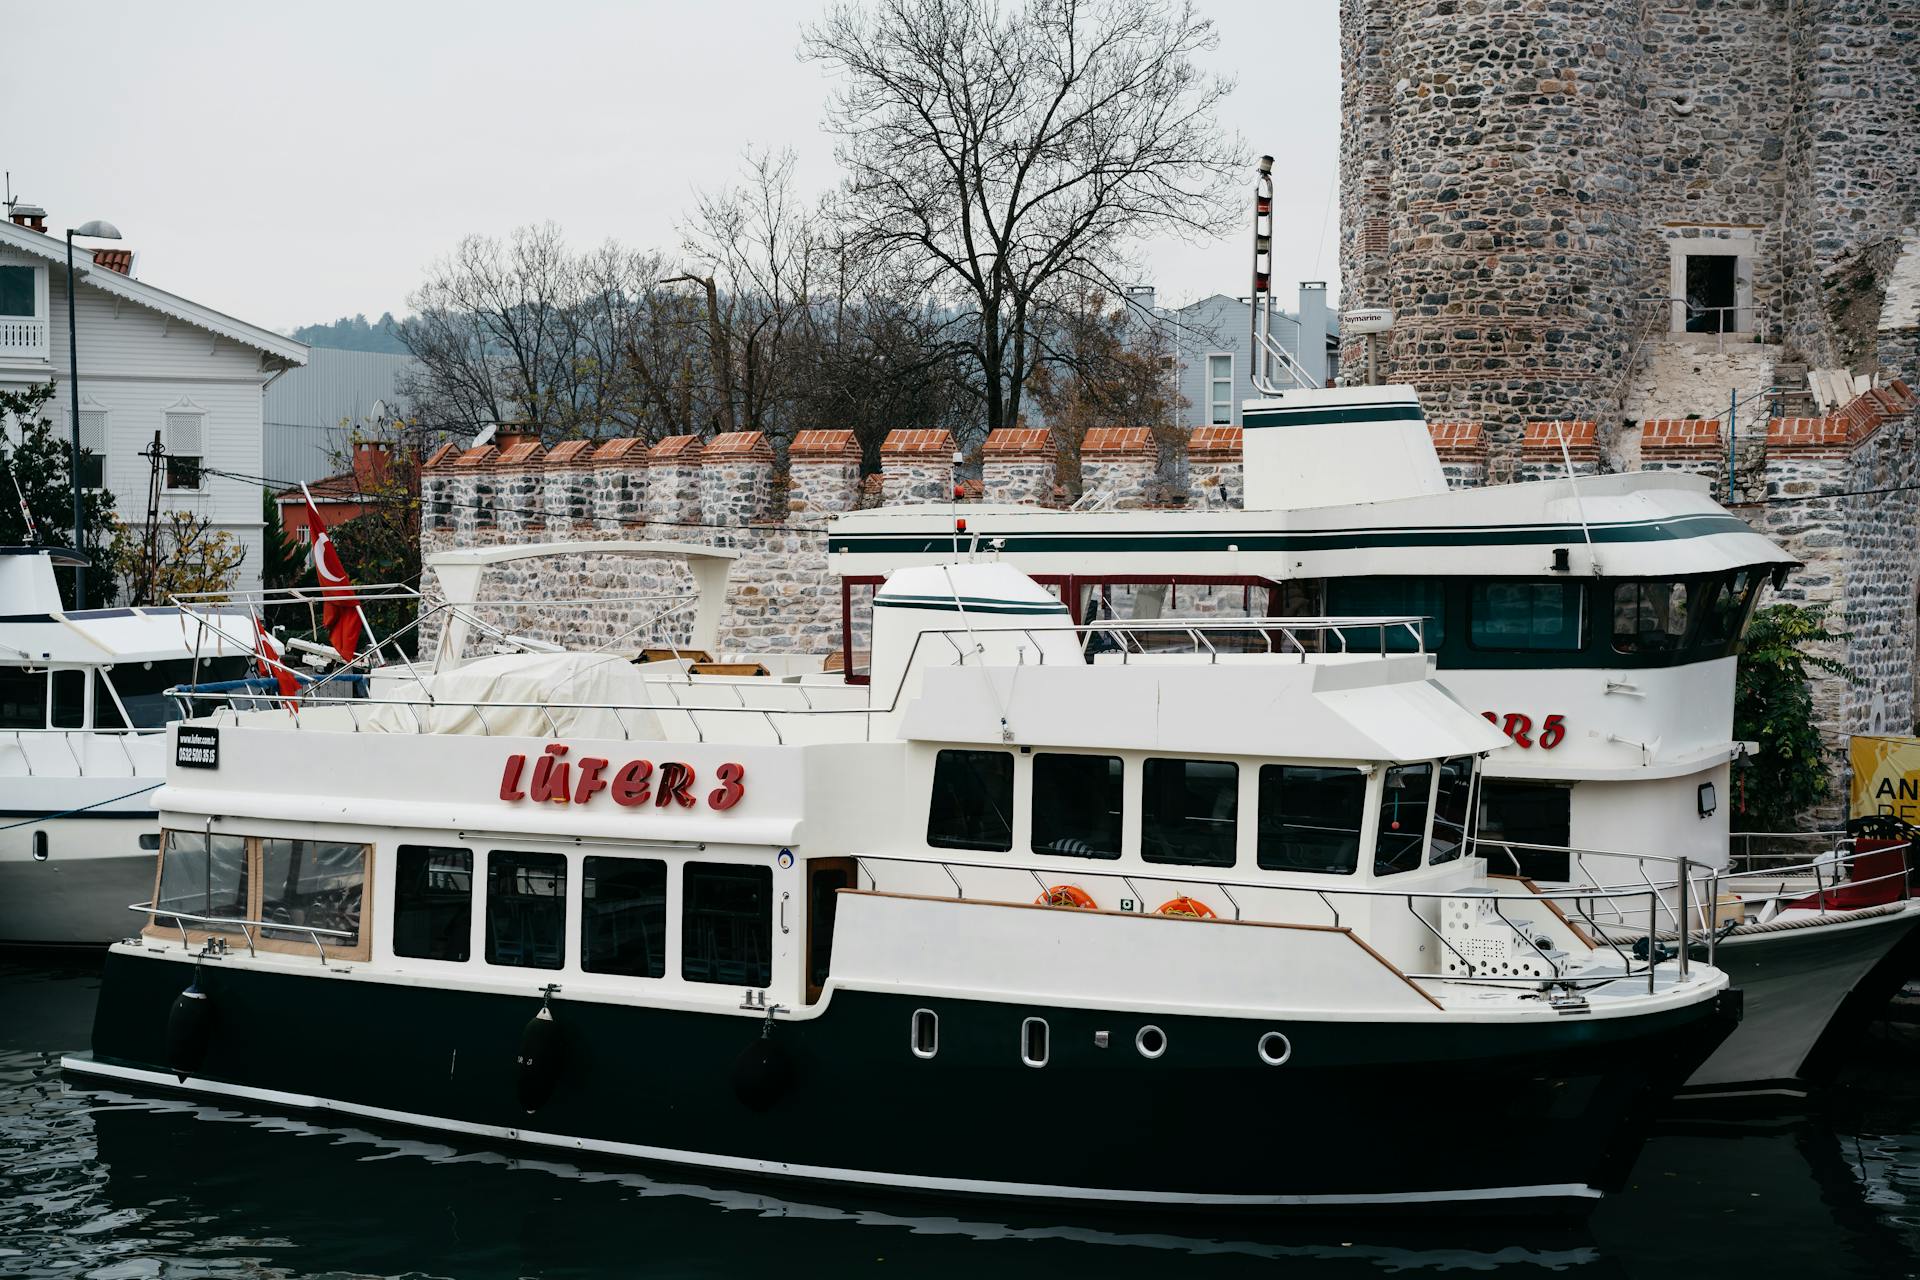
(253, 616, 300, 700)
(303, 487, 363, 665)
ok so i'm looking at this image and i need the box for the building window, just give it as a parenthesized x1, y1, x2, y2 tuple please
(1207, 353, 1233, 425)
(259, 839, 367, 947)
(296, 524, 311, 545)
(1469, 582, 1585, 652)
(74, 408, 106, 489)
(927, 748, 1014, 852)
(1032, 753, 1122, 858)
(1374, 762, 1434, 876)
(164, 408, 205, 490)
(1477, 781, 1572, 881)
(0, 265, 33, 316)
(153, 831, 250, 932)
(1257, 764, 1366, 874)
(1142, 757, 1238, 867)
(582, 855, 667, 978)
(1684, 255, 1737, 333)
(1612, 581, 1690, 654)
(485, 850, 567, 970)
(682, 861, 772, 987)
(393, 845, 473, 962)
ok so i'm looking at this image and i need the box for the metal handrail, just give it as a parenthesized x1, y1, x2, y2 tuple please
(129, 899, 355, 964)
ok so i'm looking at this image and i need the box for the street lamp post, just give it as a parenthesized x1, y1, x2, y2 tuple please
(64, 218, 122, 609)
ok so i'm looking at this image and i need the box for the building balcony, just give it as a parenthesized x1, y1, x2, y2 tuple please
(0, 315, 50, 365)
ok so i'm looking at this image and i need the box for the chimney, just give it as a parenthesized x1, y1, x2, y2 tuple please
(351, 440, 393, 492)
(493, 422, 539, 452)
(7, 201, 48, 233)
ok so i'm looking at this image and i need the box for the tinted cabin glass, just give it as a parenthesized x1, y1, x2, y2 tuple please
(1257, 765, 1366, 874)
(154, 830, 249, 931)
(1373, 762, 1434, 876)
(393, 845, 473, 961)
(486, 850, 566, 970)
(1612, 581, 1690, 653)
(1325, 577, 1445, 651)
(260, 839, 366, 946)
(1477, 781, 1573, 881)
(1699, 570, 1761, 645)
(1470, 582, 1584, 651)
(1142, 758, 1238, 867)
(93, 672, 127, 729)
(113, 657, 247, 727)
(928, 749, 1014, 852)
(683, 862, 773, 987)
(1429, 757, 1475, 864)
(0, 668, 43, 729)
(583, 856, 667, 978)
(50, 669, 84, 728)
(1032, 753, 1122, 858)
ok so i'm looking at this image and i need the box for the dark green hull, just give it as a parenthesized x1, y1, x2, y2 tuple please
(74, 951, 1739, 1214)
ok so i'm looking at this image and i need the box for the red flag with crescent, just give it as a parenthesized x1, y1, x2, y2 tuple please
(253, 616, 300, 700)
(303, 485, 363, 664)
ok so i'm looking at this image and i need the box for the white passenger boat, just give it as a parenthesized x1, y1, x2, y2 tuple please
(824, 385, 1920, 1095)
(67, 552, 1738, 1213)
(0, 547, 247, 947)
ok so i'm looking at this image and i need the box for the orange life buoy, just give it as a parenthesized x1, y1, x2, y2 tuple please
(1035, 884, 1097, 909)
(1156, 896, 1216, 919)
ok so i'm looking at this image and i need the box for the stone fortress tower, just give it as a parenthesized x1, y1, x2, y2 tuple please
(1339, 0, 1920, 471)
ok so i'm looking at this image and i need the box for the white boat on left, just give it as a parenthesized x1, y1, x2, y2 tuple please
(0, 547, 248, 947)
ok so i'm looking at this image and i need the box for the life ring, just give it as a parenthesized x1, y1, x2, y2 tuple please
(1035, 884, 1097, 909)
(1156, 896, 1216, 919)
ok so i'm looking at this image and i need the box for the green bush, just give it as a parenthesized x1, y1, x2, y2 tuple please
(1733, 603, 1854, 830)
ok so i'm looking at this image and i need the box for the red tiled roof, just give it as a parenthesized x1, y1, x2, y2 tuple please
(90, 248, 133, 275)
(590, 437, 646, 465)
(649, 434, 704, 461)
(981, 427, 1052, 457)
(1640, 419, 1722, 455)
(790, 429, 859, 459)
(880, 428, 955, 455)
(704, 430, 774, 461)
(1426, 421, 1484, 460)
(275, 469, 360, 503)
(1080, 426, 1155, 455)
(545, 440, 596, 467)
(1186, 424, 1242, 458)
(452, 445, 498, 468)
(423, 442, 460, 470)
(1521, 420, 1599, 457)
(495, 440, 544, 467)
(957, 478, 984, 500)
(1765, 415, 1849, 452)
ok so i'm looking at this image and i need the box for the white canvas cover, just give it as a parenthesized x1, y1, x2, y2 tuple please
(362, 650, 666, 738)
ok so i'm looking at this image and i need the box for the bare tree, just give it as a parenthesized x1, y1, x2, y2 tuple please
(1027, 286, 1185, 495)
(804, 0, 1240, 444)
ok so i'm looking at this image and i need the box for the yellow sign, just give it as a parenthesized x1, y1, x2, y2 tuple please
(1849, 734, 1920, 822)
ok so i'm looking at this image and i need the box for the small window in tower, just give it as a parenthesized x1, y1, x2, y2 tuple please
(1685, 256, 1737, 333)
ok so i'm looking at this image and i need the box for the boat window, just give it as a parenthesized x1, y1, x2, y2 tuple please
(260, 839, 366, 947)
(0, 667, 43, 729)
(1698, 569, 1763, 646)
(112, 657, 247, 728)
(583, 855, 667, 979)
(1256, 765, 1365, 874)
(1032, 753, 1122, 859)
(927, 749, 1014, 852)
(1429, 757, 1476, 864)
(153, 830, 249, 932)
(485, 850, 567, 970)
(1141, 758, 1238, 867)
(1373, 762, 1434, 876)
(683, 862, 773, 987)
(1469, 582, 1585, 652)
(393, 845, 473, 962)
(50, 669, 84, 728)
(1324, 577, 1446, 651)
(1611, 581, 1691, 654)
(1477, 781, 1572, 882)
(92, 672, 127, 730)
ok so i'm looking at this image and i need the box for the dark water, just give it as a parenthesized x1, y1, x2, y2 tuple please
(3, 959, 1918, 1279)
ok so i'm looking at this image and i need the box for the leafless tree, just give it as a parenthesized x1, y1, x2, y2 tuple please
(804, 0, 1240, 444)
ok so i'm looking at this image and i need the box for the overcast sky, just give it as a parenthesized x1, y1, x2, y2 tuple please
(3, 0, 1340, 334)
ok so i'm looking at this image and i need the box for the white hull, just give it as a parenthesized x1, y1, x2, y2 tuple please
(0, 816, 157, 946)
(1683, 903, 1920, 1092)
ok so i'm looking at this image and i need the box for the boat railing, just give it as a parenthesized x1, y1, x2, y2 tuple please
(849, 852, 1693, 995)
(126, 899, 356, 965)
(0, 727, 158, 777)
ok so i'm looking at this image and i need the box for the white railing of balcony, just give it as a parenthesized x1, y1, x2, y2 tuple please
(0, 317, 49, 357)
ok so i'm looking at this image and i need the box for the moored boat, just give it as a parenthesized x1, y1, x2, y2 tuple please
(67, 556, 1738, 1213)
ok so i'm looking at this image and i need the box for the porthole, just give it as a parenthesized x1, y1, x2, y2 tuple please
(1021, 1017, 1050, 1068)
(911, 1008, 938, 1059)
(1257, 1031, 1292, 1066)
(1135, 1024, 1167, 1059)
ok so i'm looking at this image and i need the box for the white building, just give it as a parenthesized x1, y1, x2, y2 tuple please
(0, 203, 306, 595)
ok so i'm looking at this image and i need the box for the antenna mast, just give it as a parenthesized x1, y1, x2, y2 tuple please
(1250, 155, 1275, 391)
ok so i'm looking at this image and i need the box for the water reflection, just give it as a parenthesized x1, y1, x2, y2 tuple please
(3, 960, 1918, 1278)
